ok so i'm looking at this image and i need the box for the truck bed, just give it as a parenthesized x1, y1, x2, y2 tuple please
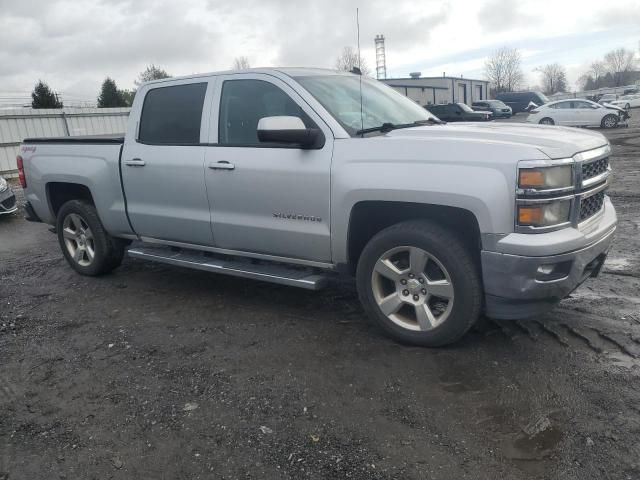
(23, 135, 124, 144)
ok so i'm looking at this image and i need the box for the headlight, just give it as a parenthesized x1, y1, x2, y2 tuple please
(0, 177, 7, 193)
(518, 165, 572, 190)
(517, 200, 572, 228)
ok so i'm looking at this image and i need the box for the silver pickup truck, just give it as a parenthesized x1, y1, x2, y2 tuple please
(18, 68, 617, 346)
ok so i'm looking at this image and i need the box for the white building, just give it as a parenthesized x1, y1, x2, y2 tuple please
(382, 73, 490, 106)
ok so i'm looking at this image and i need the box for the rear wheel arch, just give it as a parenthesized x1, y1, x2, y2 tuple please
(47, 182, 95, 218)
(346, 201, 482, 275)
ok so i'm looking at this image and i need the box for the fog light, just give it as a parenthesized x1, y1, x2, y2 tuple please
(537, 265, 555, 275)
(535, 261, 572, 281)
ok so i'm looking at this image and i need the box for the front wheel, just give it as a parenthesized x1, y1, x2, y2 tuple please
(539, 117, 554, 125)
(56, 200, 125, 276)
(625, 103, 631, 110)
(356, 220, 482, 347)
(601, 114, 618, 129)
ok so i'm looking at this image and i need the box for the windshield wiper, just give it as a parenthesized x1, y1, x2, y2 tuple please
(356, 118, 445, 135)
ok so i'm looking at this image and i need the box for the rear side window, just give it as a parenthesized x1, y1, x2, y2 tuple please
(139, 83, 207, 145)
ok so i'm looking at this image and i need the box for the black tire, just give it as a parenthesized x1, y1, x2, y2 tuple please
(625, 103, 630, 110)
(601, 114, 618, 129)
(356, 220, 482, 347)
(539, 117, 554, 125)
(56, 200, 125, 276)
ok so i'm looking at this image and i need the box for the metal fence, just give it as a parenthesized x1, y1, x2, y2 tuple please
(0, 107, 130, 177)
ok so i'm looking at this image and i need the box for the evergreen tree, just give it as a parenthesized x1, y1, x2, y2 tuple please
(118, 89, 136, 107)
(97, 78, 128, 108)
(134, 65, 170, 87)
(31, 81, 63, 109)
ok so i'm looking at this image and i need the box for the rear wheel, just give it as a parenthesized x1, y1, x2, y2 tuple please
(601, 114, 618, 129)
(356, 220, 482, 347)
(56, 200, 125, 276)
(625, 103, 631, 110)
(539, 117, 554, 125)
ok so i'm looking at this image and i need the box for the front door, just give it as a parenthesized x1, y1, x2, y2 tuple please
(121, 80, 215, 246)
(204, 74, 333, 262)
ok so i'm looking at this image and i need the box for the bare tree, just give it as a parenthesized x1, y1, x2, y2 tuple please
(589, 61, 607, 88)
(484, 47, 523, 93)
(604, 48, 637, 86)
(134, 65, 171, 87)
(233, 56, 251, 70)
(535, 63, 568, 94)
(335, 46, 371, 76)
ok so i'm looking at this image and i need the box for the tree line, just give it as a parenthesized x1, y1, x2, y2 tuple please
(485, 45, 638, 95)
(31, 65, 171, 109)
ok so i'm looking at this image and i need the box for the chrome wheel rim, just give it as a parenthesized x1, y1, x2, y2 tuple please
(62, 213, 95, 266)
(371, 246, 454, 332)
(540, 118, 553, 125)
(604, 116, 616, 128)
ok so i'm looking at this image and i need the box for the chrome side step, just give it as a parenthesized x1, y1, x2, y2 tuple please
(126, 244, 329, 290)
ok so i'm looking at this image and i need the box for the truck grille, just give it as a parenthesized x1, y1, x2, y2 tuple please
(582, 157, 609, 182)
(579, 191, 605, 222)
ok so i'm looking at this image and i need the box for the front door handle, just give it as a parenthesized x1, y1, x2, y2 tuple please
(208, 161, 235, 171)
(124, 158, 146, 167)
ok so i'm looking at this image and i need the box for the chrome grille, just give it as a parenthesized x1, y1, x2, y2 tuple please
(582, 157, 609, 182)
(579, 191, 605, 222)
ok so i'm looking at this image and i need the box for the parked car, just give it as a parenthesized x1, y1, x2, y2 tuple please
(471, 100, 512, 118)
(526, 99, 629, 128)
(0, 175, 17, 216)
(495, 91, 549, 114)
(425, 103, 492, 122)
(597, 93, 618, 105)
(608, 94, 640, 110)
(18, 68, 617, 347)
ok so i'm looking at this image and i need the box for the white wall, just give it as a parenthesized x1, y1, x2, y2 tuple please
(0, 107, 130, 177)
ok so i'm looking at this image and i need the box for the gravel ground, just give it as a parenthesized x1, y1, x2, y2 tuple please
(1, 115, 639, 479)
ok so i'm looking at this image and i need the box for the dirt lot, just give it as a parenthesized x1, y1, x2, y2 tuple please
(1, 116, 639, 480)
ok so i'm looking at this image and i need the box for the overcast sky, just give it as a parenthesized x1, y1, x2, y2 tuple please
(1, 0, 638, 105)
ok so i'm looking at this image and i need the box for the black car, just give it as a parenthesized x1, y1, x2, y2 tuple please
(471, 100, 512, 118)
(425, 103, 491, 122)
(0, 175, 17, 216)
(495, 91, 549, 114)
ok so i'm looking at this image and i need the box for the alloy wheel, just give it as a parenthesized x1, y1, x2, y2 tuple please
(371, 246, 454, 331)
(62, 213, 95, 266)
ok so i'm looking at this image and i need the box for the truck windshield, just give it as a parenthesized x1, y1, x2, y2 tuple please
(294, 74, 435, 136)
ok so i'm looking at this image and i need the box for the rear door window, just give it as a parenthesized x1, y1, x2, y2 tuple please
(139, 83, 207, 145)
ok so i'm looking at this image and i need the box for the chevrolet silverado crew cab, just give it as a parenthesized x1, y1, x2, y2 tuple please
(18, 68, 616, 347)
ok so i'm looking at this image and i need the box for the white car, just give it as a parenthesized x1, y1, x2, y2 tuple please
(608, 95, 640, 110)
(597, 93, 617, 105)
(526, 99, 624, 129)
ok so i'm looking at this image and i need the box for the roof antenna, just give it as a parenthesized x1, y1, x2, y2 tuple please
(356, 7, 364, 136)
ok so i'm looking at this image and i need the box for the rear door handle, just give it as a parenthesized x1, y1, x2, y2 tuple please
(208, 161, 235, 171)
(124, 158, 146, 167)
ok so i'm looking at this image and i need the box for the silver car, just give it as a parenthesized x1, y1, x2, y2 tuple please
(0, 176, 17, 216)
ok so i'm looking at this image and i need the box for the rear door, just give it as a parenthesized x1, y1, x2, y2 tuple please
(121, 79, 215, 245)
(203, 73, 334, 262)
(550, 101, 572, 125)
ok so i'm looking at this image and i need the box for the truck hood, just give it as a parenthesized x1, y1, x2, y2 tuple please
(386, 122, 607, 159)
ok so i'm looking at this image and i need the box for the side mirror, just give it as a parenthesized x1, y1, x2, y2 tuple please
(257, 116, 321, 148)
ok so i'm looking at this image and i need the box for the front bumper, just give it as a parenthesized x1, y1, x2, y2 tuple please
(481, 202, 617, 319)
(0, 188, 17, 215)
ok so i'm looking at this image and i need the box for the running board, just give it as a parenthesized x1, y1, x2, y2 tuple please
(126, 244, 329, 290)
